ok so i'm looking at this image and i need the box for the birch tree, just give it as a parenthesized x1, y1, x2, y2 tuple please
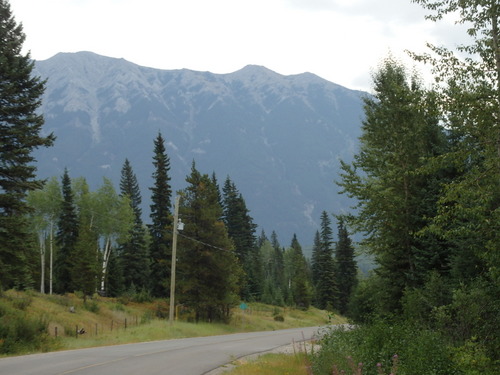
(27, 176, 61, 294)
(94, 178, 133, 293)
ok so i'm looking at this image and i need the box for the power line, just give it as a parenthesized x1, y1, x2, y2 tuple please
(177, 232, 234, 253)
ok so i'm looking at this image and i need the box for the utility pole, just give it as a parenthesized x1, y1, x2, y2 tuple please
(169, 195, 181, 325)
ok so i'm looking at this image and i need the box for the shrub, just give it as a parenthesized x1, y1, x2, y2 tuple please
(313, 321, 458, 375)
(0, 312, 52, 354)
(84, 300, 100, 314)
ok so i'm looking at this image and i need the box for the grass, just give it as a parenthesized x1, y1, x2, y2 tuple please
(225, 353, 312, 375)
(0, 290, 343, 356)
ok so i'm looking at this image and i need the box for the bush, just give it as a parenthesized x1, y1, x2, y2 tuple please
(313, 321, 458, 375)
(84, 300, 100, 313)
(0, 312, 52, 354)
(274, 314, 285, 322)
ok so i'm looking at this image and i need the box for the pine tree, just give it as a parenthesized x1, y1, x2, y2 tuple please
(335, 218, 357, 315)
(0, 0, 55, 289)
(148, 133, 172, 297)
(177, 163, 242, 322)
(311, 230, 321, 288)
(284, 234, 312, 309)
(222, 176, 260, 300)
(313, 212, 337, 310)
(119, 159, 150, 291)
(257, 229, 268, 248)
(54, 169, 79, 293)
(270, 231, 286, 304)
(71, 210, 99, 300)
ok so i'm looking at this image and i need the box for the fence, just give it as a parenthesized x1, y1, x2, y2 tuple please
(52, 316, 141, 338)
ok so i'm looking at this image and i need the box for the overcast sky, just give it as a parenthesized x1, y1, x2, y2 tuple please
(9, 0, 466, 92)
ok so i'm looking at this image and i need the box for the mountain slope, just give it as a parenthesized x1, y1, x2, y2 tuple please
(33, 51, 365, 244)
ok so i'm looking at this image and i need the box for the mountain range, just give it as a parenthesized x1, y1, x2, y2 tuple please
(33, 51, 366, 245)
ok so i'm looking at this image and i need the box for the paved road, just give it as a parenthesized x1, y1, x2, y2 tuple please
(0, 326, 322, 375)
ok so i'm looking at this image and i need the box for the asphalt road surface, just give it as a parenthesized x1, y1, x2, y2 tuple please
(0, 326, 322, 375)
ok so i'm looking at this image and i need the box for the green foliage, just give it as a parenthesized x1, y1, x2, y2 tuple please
(55, 169, 79, 293)
(338, 58, 450, 313)
(284, 234, 312, 310)
(451, 339, 496, 375)
(0, 298, 53, 354)
(177, 163, 242, 322)
(119, 159, 150, 292)
(410, 0, 500, 281)
(83, 300, 100, 314)
(148, 132, 173, 298)
(0, 0, 55, 290)
(313, 321, 458, 375)
(334, 217, 357, 314)
(311, 212, 337, 311)
(222, 176, 260, 301)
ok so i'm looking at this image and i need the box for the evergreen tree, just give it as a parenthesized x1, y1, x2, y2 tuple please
(105, 249, 125, 297)
(259, 238, 285, 306)
(0, 0, 55, 289)
(257, 229, 268, 248)
(119, 159, 150, 291)
(222, 176, 260, 300)
(54, 169, 79, 293)
(71, 209, 99, 300)
(338, 58, 449, 312)
(313, 211, 337, 310)
(177, 163, 242, 322)
(284, 234, 312, 309)
(148, 132, 172, 297)
(270, 231, 286, 304)
(335, 218, 357, 315)
(310, 230, 321, 287)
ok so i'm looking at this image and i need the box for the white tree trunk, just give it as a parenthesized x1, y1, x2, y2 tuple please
(49, 221, 54, 295)
(100, 237, 112, 292)
(39, 232, 45, 294)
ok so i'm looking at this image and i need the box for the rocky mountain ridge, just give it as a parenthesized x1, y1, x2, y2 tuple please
(33, 51, 366, 244)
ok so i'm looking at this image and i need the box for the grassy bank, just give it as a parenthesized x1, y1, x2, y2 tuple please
(0, 290, 342, 356)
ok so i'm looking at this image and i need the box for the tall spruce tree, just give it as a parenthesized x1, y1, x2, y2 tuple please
(311, 230, 321, 288)
(338, 57, 449, 313)
(0, 0, 55, 289)
(54, 169, 79, 293)
(284, 234, 312, 309)
(270, 231, 286, 303)
(312, 211, 337, 310)
(177, 163, 242, 322)
(222, 176, 260, 300)
(119, 159, 150, 291)
(148, 133, 172, 297)
(335, 218, 357, 315)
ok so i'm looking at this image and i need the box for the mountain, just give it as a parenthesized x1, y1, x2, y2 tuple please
(33, 51, 365, 245)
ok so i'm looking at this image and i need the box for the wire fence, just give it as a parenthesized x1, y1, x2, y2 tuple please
(51, 315, 142, 338)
